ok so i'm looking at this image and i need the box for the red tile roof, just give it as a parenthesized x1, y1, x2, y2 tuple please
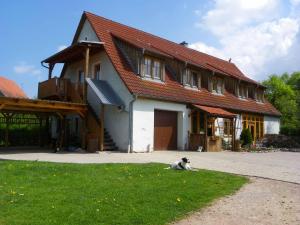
(0, 76, 27, 98)
(84, 12, 280, 116)
(194, 105, 236, 118)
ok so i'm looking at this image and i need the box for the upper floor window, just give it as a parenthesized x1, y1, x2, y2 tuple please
(183, 69, 200, 89)
(78, 70, 84, 83)
(212, 77, 223, 94)
(94, 64, 101, 80)
(256, 90, 264, 102)
(143, 57, 152, 78)
(239, 84, 248, 99)
(153, 60, 161, 79)
(142, 56, 163, 80)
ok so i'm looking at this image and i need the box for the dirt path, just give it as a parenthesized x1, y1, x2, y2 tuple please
(173, 178, 300, 225)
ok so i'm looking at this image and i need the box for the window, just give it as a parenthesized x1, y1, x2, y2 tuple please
(78, 70, 84, 83)
(143, 57, 152, 78)
(212, 77, 223, 94)
(256, 90, 264, 102)
(191, 72, 198, 87)
(239, 85, 248, 99)
(94, 64, 101, 80)
(242, 114, 264, 141)
(152, 60, 161, 79)
(142, 56, 163, 80)
(183, 69, 200, 89)
(224, 119, 233, 136)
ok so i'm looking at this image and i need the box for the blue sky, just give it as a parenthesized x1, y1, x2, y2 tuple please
(1, 0, 299, 97)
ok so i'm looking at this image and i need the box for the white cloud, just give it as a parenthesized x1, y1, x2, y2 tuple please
(13, 62, 41, 75)
(57, 45, 67, 51)
(191, 0, 300, 80)
(290, 0, 300, 6)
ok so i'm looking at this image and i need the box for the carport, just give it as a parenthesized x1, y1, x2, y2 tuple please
(0, 96, 87, 149)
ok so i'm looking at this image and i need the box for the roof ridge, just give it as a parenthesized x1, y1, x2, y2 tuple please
(84, 11, 241, 69)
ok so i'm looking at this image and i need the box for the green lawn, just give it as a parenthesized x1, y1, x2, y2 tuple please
(0, 161, 247, 225)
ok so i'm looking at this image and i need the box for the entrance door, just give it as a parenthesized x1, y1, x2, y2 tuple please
(154, 110, 177, 150)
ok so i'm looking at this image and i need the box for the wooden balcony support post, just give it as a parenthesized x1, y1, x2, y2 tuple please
(232, 117, 236, 151)
(99, 104, 105, 151)
(83, 46, 90, 103)
(48, 63, 54, 80)
(204, 113, 208, 152)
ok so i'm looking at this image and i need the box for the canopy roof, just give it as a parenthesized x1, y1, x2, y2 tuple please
(193, 104, 236, 118)
(42, 41, 104, 64)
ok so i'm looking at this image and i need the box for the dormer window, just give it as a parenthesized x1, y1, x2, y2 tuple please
(183, 69, 201, 89)
(212, 77, 223, 94)
(153, 60, 161, 79)
(142, 56, 164, 81)
(143, 57, 152, 78)
(256, 89, 264, 102)
(238, 84, 248, 99)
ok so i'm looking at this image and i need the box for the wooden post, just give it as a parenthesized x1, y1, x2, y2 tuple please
(4, 114, 9, 147)
(204, 113, 208, 152)
(81, 117, 87, 150)
(83, 46, 90, 103)
(232, 118, 236, 151)
(38, 116, 42, 147)
(48, 63, 54, 80)
(99, 105, 104, 151)
(57, 115, 65, 151)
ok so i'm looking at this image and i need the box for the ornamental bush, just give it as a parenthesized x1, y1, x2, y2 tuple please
(240, 128, 253, 147)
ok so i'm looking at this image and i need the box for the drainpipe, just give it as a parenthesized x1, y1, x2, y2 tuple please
(128, 95, 137, 153)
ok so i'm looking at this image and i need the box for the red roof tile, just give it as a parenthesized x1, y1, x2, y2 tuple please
(84, 12, 280, 116)
(0, 76, 27, 98)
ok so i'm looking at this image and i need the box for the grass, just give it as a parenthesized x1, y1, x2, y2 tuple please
(0, 161, 248, 225)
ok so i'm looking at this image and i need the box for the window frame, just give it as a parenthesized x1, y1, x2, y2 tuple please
(212, 77, 223, 94)
(142, 56, 163, 81)
(183, 68, 201, 90)
(78, 69, 84, 84)
(93, 63, 101, 80)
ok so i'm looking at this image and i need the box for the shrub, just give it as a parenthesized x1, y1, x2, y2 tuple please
(240, 128, 253, 147)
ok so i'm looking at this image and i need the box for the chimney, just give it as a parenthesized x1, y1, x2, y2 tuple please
(179, 41, 188, 47)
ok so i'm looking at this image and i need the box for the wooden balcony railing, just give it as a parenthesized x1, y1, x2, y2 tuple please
(38, 78, 83, 103)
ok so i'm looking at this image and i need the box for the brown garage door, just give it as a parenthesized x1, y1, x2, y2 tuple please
(154, 110, 177, 150)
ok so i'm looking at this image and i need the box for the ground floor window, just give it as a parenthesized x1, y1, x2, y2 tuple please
(242, 114, 264, 141)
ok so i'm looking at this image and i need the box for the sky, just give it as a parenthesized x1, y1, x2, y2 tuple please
(0, 0, 299, 98)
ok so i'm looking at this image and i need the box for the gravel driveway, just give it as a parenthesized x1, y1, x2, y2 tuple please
(173, 177, 300, 225)
(1, 150, 299, 183)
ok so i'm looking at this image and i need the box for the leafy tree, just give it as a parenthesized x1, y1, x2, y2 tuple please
(263, 72, 300, 135)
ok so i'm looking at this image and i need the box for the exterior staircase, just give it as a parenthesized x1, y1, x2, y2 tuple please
(104, 128, 118, 151)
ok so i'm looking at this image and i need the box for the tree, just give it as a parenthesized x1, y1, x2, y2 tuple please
(263, 73, 300, 135)
(240, 128, 253, 147)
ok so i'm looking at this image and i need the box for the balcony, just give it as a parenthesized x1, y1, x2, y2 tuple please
(38, 77, 83, 103)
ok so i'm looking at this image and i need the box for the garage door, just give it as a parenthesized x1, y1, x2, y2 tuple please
(154, 110, 177, 150)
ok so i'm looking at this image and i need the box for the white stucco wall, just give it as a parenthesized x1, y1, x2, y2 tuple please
(264, 116, 280, 134)
(77, 19, 99, 42)
(132, 98, 189, 152)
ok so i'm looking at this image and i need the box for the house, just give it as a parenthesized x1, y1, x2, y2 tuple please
(38, 11, 281, 152)
(0, 76, 27, 98)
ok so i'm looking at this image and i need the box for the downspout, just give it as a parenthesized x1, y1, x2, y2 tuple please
(128, 94, 137, 153)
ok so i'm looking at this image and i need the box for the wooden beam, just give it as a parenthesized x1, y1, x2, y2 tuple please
(0, 104, 5, 110)
(83, 47, 90, 103)
(204, 113, 208, 151)
(100, 105, 105, 151)
(48, 63, 54, 80)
